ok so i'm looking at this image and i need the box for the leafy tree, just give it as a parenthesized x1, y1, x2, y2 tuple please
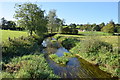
(114, 24, 120, 33)
(93, 25, 101, 31)
(101, 20, 115, 33)
(56, 18, 65, 33)
(61, 27, 72, 33)
(84, 24, 92, 31)
(1, 17, 7, 29)
(14, 3, 47, 36)
(47, 9, 57, 33)
(47, 9, 64, 33)
(99, 22, 105, 30)
(69, 23, 76, 29)
(0, 18, 16, 30)
(69, 23, 77, 34)
(6, 21, 16, 30)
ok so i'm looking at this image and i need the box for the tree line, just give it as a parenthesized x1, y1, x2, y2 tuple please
(63, 20, 120, 34)
(0, 2, 120, 36)
(0, 17, 24, 31)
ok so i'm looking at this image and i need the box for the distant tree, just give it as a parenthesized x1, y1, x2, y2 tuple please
(6, 21, 16, 30)
(93, 25, 101, 31)
(114, 24, 120, 33)
(62, 27, 72, 33)
(47, 9, 64, 33)
(101, 20, 115, 33)
(69, 23, 77, 34)
(1, 17, 7, 29)
(99, 22, 105, 30)
(91, 23, 96, 31)
(84, 24, 92, 31)
(57, 18, 65, 33)
(14, 3, 47, 36)
(47, 9, 57, 33)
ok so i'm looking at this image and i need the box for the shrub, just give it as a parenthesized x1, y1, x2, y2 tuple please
(2, 36, 40, 63)
(78, 36, 112, 54)
(53, 34, 62, 40)
(101, 22, 115, 33)
(70, 36, 119, 77)
(49, 54, 58, 59)
(63, 52, 72, 57)
(61, 27, 72, 34)
(2, 72, 14, 78)
(2, 54, 59, 78)
(61, 37, 79, 50)
(49, 54, 69, 65)
(72, 29, 78, 34)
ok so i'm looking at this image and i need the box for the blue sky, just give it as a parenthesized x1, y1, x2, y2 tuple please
(0, 2, 118, 25)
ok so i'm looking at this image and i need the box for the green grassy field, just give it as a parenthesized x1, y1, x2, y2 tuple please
(78, 31, 113, 36)
(1, 30, 28, 41)
(54, 34, 118, 47)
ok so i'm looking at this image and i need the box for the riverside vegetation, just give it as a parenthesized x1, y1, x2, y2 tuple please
(1, 30, 119, 79)
(2, 33, 59, 78)
(53, 34, 120, 77)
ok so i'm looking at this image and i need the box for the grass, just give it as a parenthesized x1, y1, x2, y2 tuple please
(54, 34, 119, 77)
(99, 36, 118, 47)
(78, 31, 113, 36)
(54, 34, 118, 48)
(1, 30, 28, 41)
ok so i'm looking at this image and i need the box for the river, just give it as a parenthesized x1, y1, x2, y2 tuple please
(42, 37, 113, 79)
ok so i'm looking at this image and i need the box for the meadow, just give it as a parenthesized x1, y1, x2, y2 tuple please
(1, 30, 28, 41)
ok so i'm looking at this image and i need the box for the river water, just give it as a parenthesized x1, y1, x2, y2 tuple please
(42, 37, 112, 79)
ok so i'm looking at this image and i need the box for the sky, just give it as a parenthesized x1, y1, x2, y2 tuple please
(0, 2, 118, 25)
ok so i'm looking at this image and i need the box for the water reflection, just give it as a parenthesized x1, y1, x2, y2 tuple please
(55, 47, 69, 57)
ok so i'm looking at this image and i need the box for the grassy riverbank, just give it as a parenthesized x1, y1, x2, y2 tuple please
(53, 34, 119, 78)
(1, 30, 59, 78)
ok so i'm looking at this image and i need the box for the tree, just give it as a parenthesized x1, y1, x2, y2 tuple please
(114, 24, 120, 33)
(47, 9, 57, 33)
(69, 23, 77, 34)
(101, 21, 115, 33)
(14, 3, 47, 36)
(84, 24, 92, 31)
(99, 22, 105, 30)
(56, 18, 65, 33)
(62, 27, 72, 33)
(47, 9, 64, 33)
(1, 17, 7, 29)
(6, 21, 16, 30)
(92, 25, 101, 31)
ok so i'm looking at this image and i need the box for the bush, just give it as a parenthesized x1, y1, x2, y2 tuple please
(61, 27, 72, 34)
(60, 37, 79, 50)
(2, 72, 14, 78)
(61, 27, 78, 34)
(72, 29, 78, 34)
(49, 54, 69, 65)
(2, 54, 59, 78)
(49, 54, 58, 59)
(70, 36, 119, 77)
(2, 36, 40, 63)
(78, 36, 112, 54)
(101, 22, 115, 33)
(63, 52, 70, 57)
